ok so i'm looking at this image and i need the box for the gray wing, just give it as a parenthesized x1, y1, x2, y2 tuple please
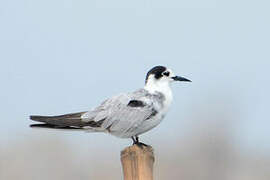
(82, 89, 157, 136)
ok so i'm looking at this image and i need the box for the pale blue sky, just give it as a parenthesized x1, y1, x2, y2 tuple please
(0, 0, 269, 153)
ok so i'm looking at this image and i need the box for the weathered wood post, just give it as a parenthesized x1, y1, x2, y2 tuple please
(121, 145, 155, 180)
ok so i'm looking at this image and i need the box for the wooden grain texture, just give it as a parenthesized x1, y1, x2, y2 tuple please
(121, 145, 155, 180)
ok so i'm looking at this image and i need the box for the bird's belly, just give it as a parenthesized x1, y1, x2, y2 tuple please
(114, 112, 166, 138)
(136, 113, 165, 135)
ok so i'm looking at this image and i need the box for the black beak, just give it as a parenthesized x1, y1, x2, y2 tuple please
(172, 76, 191, 82)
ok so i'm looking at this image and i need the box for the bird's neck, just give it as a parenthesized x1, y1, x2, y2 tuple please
(144, 80, 173, 108)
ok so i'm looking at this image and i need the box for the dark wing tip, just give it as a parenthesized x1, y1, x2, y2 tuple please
(30, 123, 55, 128)
(30, 123, 82, 129)
(29, 115, 44, 121)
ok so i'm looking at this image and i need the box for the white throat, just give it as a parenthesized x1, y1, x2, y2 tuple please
(144, 77, 173, 111)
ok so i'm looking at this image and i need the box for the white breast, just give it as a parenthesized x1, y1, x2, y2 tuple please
(161, 88, 173, 113)
(144, 78, 173, 113)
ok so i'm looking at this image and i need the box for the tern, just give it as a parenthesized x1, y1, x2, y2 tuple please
(30, 66, 191, 145)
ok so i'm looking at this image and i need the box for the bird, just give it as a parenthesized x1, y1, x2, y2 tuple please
(30, 65, 191, 146)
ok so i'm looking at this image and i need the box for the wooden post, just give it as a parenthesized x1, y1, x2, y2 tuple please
(121, 145, 155, 180)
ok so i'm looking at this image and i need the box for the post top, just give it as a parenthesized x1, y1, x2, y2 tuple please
(121, 144, 154, 160)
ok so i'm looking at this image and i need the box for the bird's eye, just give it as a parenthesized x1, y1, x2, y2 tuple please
(163, 72, 170, 76)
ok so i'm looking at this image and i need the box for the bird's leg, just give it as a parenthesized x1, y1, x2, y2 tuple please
(132, 136, 137, 144)
(135, 136, 139, 143)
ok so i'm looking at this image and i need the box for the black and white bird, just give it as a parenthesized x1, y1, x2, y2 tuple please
(30, 66, 191, 145)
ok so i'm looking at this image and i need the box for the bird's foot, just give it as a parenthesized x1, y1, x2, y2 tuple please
(131, 136, 149, 148)
(134, 142, 149, 147)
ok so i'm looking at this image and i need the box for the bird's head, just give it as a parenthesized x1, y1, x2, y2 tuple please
(144, 66, 191, 92)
